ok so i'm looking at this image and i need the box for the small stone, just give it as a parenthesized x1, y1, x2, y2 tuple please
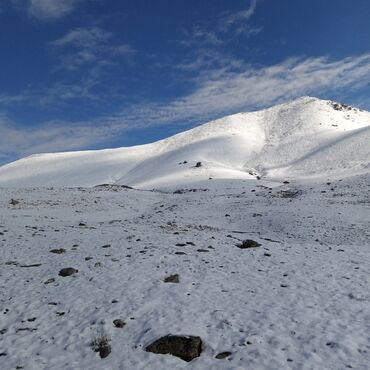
(58, 267, 78, 277)
(44, 278, 55, 284)
(175, 252, 186, 255)
(215, 351, 232, 359)
(113, 319, 125, 328)
(164, 274, 179, 283)
(237, 240, 261, 249)
(197, 249, 209, 253)
(99, 345, 111, 358)
(50, 248, 66, 254)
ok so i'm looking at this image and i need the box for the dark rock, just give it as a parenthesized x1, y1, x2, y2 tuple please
(197, 249, 209, 253)
(44, 278, 55, 284)
(237, 240, 261, 249)
(99, 345, 111, 358)
(164, 274, 179, 283)
(58, 267, 78, 277)
(19, 263, 42, 268)
(50, 248, 66, 254)
(146, 335, 202, 362)
(101, 244, 111, 248)
(175, 252, 186, 255)
(9, 199, 19, 206)
(195, 162, 202, 168)
(215, 351, 232, 359)
(113, 319, 125, 328)
(85, 257, 93, 261)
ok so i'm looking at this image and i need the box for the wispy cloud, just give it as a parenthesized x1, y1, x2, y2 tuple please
(180, 0, 262, 50)
(2, 53, 370, 165)
(130, 54, 370, 125)
(28, 0, 78, 20)
(49, 27, 135, 71)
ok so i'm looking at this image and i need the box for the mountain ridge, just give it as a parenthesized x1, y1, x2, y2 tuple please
(0, 96, 369, 188)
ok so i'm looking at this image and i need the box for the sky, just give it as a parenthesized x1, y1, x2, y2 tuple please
(1, 0, 370, 164)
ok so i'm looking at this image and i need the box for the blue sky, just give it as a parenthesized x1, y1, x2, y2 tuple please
(1, 0, 370, 164)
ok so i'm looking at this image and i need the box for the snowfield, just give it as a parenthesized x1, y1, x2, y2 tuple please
(0, 97, 369, 369)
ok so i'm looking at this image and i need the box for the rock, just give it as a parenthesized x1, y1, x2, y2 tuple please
(19, 263, 42, 268)
(146, 335, 202, 362)
(237, 240, 261, 249)
(164, 274, 179, 283)
(58, 267, 78, 277)
(44, 278, 55, 284)
(9, 199, 19, 206)
(175, 252, 186, 255)
(113, 319, 125, 328)
(101, 244, 111, 248)
(195, 162, 202, 168)
(98, 345, 111, 358)
(197, 249, 209, 253)
(50, 248, 66, 254)
(215, 351, 232, 359)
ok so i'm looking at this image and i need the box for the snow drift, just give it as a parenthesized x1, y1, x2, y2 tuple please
(0, 97, 369, 188)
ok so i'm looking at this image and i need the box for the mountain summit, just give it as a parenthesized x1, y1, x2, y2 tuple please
(0, 97, 369, 188)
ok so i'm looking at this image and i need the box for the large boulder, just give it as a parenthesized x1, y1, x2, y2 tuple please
(146, 335, 202, 362)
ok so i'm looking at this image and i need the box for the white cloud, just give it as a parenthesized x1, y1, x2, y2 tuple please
(49, 27, 135, 70)
(225, 0, 260, 28)
(28, 0, 78, 20)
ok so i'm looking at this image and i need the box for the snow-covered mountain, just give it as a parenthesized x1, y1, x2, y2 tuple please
(0, 96, 369, 188)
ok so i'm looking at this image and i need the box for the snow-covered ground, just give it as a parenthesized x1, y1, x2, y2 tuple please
(0, 173, 369, 369)
(0, 97, 369, 369)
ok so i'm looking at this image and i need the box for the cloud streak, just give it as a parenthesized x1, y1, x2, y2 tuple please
(49, 27, 135, 71)
(28, 0, 79, 20)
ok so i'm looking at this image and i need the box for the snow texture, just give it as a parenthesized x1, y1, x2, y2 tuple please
(0, 97, 369, 369)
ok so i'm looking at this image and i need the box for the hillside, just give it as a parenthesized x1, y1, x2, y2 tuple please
(0, 97, 369, 188)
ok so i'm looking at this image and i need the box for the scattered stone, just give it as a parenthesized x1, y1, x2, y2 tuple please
(50, 248, 66, 254)
(19, 263, 42, 268)
(146, 335, 202, 362)
(175, 243, 186, 247)
(197, 249, 209, 253)
(264, 252, 271, 257)
(101, 244, 111, 248)
(113, 319, 125, 328)
(237, 240, 261, 249)
(85, 257, 93, 261)
(10, 198, 19, 206)
(44, 278, 55, 284)
(195, 162, 202, 168)
(0, 329, 7, 335)
(164, 274, 179, 283)
(175, 252, 187, 255)
(58, 267, 78, 277)
(215, 351, 232, 359)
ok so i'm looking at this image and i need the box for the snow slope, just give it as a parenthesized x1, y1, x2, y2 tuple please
(0, 97, 369, 188)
